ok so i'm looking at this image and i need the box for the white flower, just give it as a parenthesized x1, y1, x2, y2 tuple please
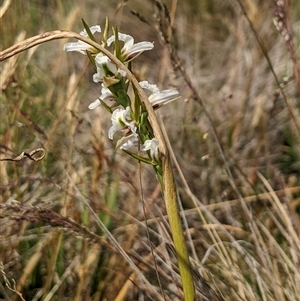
(142, 138, 159, 161)
(88, 84, 116, 110)
(93, 53, 118, 83)
(107, 33, 154, 60)
(108, 107, 136, 140)
(63, 25, 101, 54)
(92, 53, 127, 83)
(120, 136, 139, 150)
(139, 81, 180, 108)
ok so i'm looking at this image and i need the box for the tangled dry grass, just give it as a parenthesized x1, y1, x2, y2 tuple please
(1, 0, 299, 300)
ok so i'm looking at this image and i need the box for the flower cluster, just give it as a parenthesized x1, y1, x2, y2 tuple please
(64, 23, 179, 164)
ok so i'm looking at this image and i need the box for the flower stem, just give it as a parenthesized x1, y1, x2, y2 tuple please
(162, 155, 195, 301)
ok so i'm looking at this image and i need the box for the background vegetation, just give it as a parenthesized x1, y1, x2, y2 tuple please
(1, 0, 299, 300)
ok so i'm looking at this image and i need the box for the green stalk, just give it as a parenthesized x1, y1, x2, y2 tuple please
(162, 155, 195, 301)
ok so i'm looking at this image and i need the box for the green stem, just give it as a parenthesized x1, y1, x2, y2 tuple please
(162, 155, 195, 301)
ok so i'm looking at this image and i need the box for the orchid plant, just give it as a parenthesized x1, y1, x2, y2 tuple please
(63, 19, 195, 301)
(0, 16, 197, 300)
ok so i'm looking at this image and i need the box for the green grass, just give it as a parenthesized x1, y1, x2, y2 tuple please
(1, 0, 300, 300)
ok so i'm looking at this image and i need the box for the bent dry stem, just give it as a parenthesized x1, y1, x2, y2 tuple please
(0, 29, 195, 300)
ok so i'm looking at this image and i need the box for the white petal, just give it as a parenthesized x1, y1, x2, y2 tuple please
(120, 107, 131, 126)
(107, 33, 153, 59)
(95, 53, 109, 65)
(64, 26, 101, 53)
(139, 81, 159, 93)
(142, 139, 157, 151)
(88, 99, 101, 110)
(128, 122, 138, 137)
(101, 92, 113, 101)
(108, 126, 117, 140)
(99, 85, 115, 101)
(120, 136, 139, 150)
(101, 84, 110, 94)
(126, 42, 154, 56)
(79, 25, 101, 37)
(93, 72, 103, 83)
(106, 61, 118, 75)
(107, 32, 134, 48)
(149, 89, 180, 105)
(121, 35, 134, 53)
(108, 107, 133, 140)
(95, 53, 118, 77)
(118, 69, 127, 77)
(142, 138, 159, 160)
(63, 41, 90, 52)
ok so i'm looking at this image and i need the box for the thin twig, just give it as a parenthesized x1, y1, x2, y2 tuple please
(0, 148, 45, 162)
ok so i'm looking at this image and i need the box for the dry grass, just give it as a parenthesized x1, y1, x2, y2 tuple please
(1, 0, 299, 300)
